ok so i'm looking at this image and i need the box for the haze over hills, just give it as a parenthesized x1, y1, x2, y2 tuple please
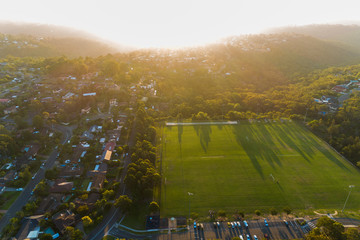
(268, 24, 360, 51)
(0, 22, 131, 57)
(2, 22, 360, 82)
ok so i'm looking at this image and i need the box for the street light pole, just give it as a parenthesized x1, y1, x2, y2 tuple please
(342, 185, 355, 213)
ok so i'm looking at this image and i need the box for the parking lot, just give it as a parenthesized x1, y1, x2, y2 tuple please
(158, 219, 306, 240)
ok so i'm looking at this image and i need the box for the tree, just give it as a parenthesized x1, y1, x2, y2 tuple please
(270, 208, 278, 215)
(149, 201, 160, 213)
(66, 226, 84, 240)
(217, 210, 226, 217)
(34, 180, 49, 197)
(102, 190, 115, 200)
(33, 115, 44, 129)
(45, 167, 59, 180)
(82, 216, 93, 227)
(77, 205, 89, 216)
(315, 216, 345, 240)
(114, 195, 132, 212)
(255, 210, 261, 216)
(345, 228, 360, 240)
(283, 207, 292, 215)
(39, 233, 53, 240)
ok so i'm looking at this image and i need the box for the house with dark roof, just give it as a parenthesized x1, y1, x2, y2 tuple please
(35, 193, 64, 215)
(52, 210, 76, 234)
(15, 215, 43, 240)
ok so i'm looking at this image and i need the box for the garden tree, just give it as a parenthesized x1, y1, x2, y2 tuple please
(79, 193, 88, 200)
(65, 226, 84, 240)
(19, 167, 32, 182)
(255, 210, 261, 216)
(24, 201, 38, 216)
(102, 190, 115, 200)
(117, 146, 123, 154)
(82, 216, 93, 227)
(0, 132, 17, 157)
(34, 180, 49, 197)
(39, 233, 53, 240)
(77, 205, 89, 216)
(32, 114, 44, 129)
(149, 201, 160, 213)
(14, 115, 28, 129)
(94, 199, 107, 212)
(42, 111, 50, 120)
(45, 167, 59, 180)
(115, 195, 132, 212)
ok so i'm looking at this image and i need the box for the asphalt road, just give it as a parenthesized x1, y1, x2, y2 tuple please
(0, 124, 73, 234)
(86, 115, 137, 240)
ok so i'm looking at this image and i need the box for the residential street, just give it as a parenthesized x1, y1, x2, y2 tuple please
(0, 124, 73, 233)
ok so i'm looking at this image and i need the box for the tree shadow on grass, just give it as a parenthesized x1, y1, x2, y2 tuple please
(177, 124, 183, 144)
(232, 125, 265, 179)
(270, 123, 313, 163)
(193, 124, 212, 153)
(283, 123, 350, 171)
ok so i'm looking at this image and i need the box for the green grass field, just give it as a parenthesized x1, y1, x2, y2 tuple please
(160, 121, 360, 217)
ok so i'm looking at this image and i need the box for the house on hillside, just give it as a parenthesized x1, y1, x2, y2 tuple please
(4, 106, 17, 114)
(0, 99, 10, 104)
(332, 85, 347, 93)
(109, 98, 118, 107)
(81, 106, 91, 114)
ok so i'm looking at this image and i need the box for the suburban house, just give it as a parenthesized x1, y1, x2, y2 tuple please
(4, 105, 17, 114)
(81, 106, 91, 114)
(52, 210, 76, 234)
(109, 98, 118, 106)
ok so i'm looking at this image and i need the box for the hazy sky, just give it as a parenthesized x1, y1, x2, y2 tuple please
(1, 0, 359, 48)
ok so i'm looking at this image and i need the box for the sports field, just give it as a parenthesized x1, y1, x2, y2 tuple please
(160, 121, 360, 217)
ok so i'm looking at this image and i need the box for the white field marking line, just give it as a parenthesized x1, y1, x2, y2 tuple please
(166, 121, 238, 126)
(201, 156, 225, 158)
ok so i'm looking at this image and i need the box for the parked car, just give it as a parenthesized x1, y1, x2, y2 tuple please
(243, 220, 248, 228)
(246, 234, 250, 240)
(264, 219, 268, 227)
(239, 235, 244, 240)
(227, 222, 231, 228)
(254, 235, 258, 240)
(237, 221, 241, 228)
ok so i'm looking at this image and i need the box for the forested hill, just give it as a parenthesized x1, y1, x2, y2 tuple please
(0, 33, 118, 58)
(215, 33, 360, 86)
(268, 24, 360, 51)
(153, 33, 360, 97)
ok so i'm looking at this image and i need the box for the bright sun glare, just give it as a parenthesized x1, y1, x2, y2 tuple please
(1, 0, 360, 48)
